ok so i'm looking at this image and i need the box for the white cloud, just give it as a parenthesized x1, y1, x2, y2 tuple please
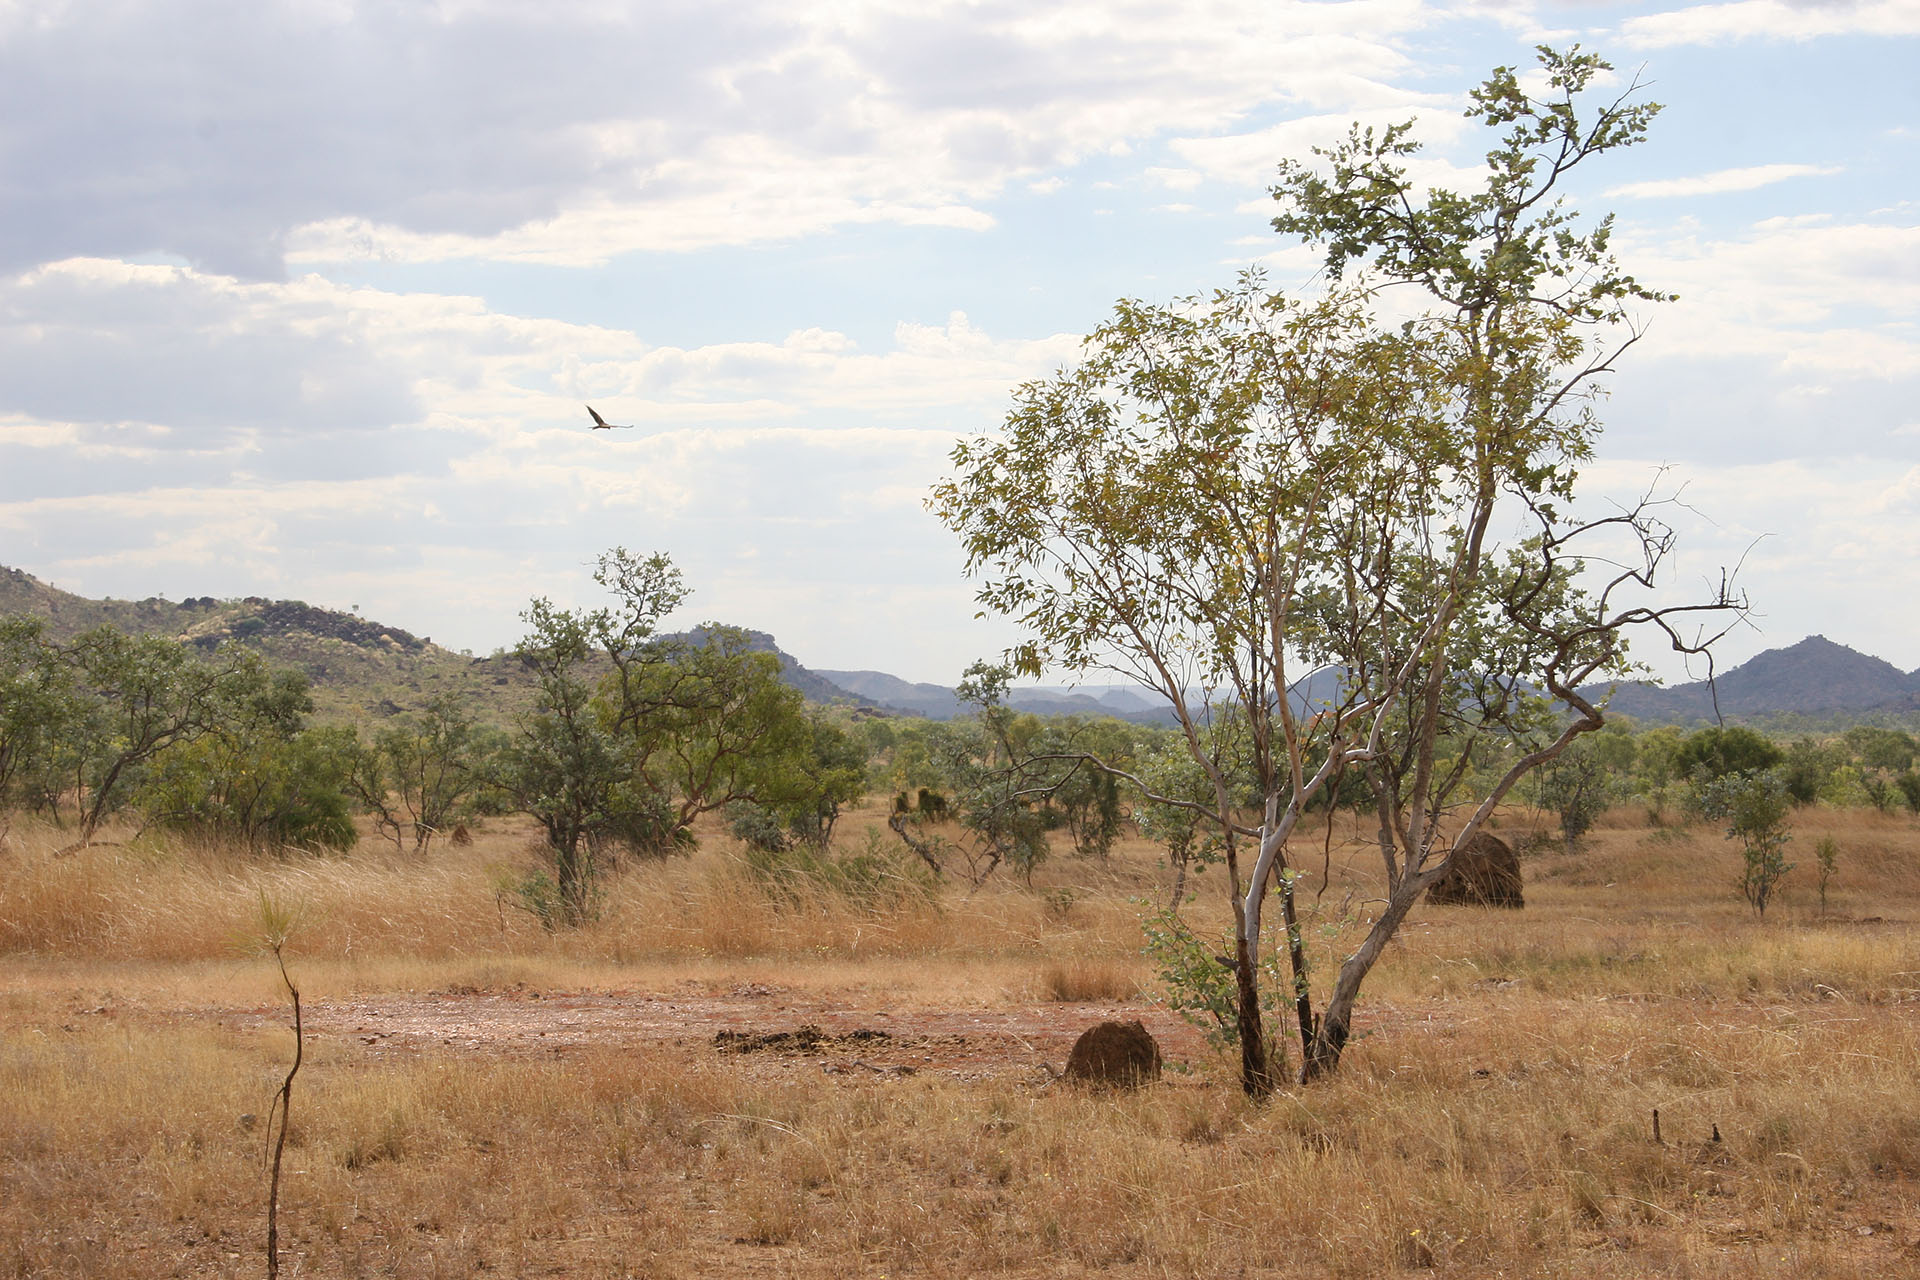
(0, 259, 1082, 668)
(0, 0, 1439, 275)
(1620, 220, 1920, 377)
(1621, 0, 1920, 47)
(1145, 166, 1205, 191)
(1605, 163, 1842, 200)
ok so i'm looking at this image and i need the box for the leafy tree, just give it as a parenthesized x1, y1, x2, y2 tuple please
(884, 664, 1059, 884)
(137, 724, 357, 852)
(64, 628, 303, 842)
(1676, 725, 1782, 784)
(764, 713, 868, 848)
(345, 692, 493, 853)
(935, 47, 1741, 1090)
(497, 548, 839, 924)
(1534, 736, 1608, 850)
(1038, 716, 1136, 858)
(0, 617, 83, 818)
(1779, 736, 1842, 806)
(600, 624, 818, 852)
(1842, 725, 1916, 773)
(1696, 769, 1793, 916)
(1133, 730, 1229, 909)
(496, 552, 685, 924)
(1897, 771, 1920, 814)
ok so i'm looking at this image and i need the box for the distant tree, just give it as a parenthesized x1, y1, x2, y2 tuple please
(1676, 726, 1782, 785)
(497, 548, 840, 924)
(496, 552, 684, 924)
(765, 713, 868, 848)
(1697, 768, 1794, 917)
(1040, 716, 1136, 858)
(1132, 731, 1226, 909)
(885, 664, 1058, 884)
(345, 692, 492, 853)
(1898, 771, 1920, 814)
(1779, 736, 1842, 806)
(137, 723, 357, 853)
(600, 624, 817, 853)
(1842, 725, 1916, 773)
(0, 617, 82, 819)
(63, 628, 300, 843)
(1535, 737, 1609, 850)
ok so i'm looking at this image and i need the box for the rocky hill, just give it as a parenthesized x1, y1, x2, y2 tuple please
(0, 566, 879, 725)
(11, 565, 1918, 729)
(1583, 635, 1920, 725)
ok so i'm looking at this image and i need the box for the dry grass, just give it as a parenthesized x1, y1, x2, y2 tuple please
(5, 799, 1920, 1276)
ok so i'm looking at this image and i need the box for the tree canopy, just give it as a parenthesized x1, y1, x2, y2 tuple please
(935, 45, 1743, 1090)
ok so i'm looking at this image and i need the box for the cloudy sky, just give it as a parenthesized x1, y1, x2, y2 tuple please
(1, 0, 1915, 686)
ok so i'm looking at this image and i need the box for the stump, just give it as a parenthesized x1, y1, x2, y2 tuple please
(1426, 831, 1524, 908)
(1064, 1019, 1162, 1088)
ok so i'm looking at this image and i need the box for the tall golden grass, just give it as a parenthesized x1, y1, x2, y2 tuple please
(5, 798, 1919, 1276)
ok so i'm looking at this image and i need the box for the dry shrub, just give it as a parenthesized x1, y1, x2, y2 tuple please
(1039, 958, 1140, 1002)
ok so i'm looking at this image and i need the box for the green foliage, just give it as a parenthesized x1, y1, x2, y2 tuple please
(343, 692, 494, 852)
(63, 627, 308, 839)
(1696, 769, 1794, 917)
(1842, 726, 1916, 773)
(1676, 726, 1783, 783)
(139, 725, 357, 852)
(0, 616, 83, 816)
(1534, 737, 1610, 850)
(493, 867, 577, 932)
(726, 800, 790, 852)
(1898, 772, 1920, 814)
(1141, 906, 1284, 1069)
(495, 548, 858, 925)
(495, 548, 687, 925)
(936, 46, 1727, 1087)
(1780, 736, 1842, 805)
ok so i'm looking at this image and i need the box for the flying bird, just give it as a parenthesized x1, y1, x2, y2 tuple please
(586, 405, 635, 430)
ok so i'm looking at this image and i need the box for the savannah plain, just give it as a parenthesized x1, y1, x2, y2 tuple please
(5, 796, 1919, 1279)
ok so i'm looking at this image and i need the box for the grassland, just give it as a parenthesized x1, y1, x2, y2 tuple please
(4, 802, 1919, 1277)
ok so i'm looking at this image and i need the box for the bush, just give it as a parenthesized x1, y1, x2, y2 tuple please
(726, 801, 789, 852)
(1696, 769, 1794, 917)
(1677, 726, 1782, 783)
(743, 827, 934, 911)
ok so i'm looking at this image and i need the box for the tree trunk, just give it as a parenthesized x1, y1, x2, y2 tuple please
(1279, 871, 1317, 1061)
(1300, 868, 1435, 1080)
(1233, 927, 1275, 1097)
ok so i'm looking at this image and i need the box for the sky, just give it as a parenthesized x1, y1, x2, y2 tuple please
(1, 0, 1915, 688)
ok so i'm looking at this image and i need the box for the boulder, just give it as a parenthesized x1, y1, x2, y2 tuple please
(1064, 1019, 1162, 1088)
(1426, 831, 1524, 908)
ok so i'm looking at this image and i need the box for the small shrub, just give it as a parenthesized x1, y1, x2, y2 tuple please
(1142, 906, 1286, 1072)
(1696, 769, 1794, 917)
(726, 801, 788, 852)
(742, 827, 933, 911)
(1040, 960, 1138, 1002)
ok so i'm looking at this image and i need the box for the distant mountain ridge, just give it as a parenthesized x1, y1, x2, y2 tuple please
(1581, 635, 1920, 724)
(6, 565, 1917, 727)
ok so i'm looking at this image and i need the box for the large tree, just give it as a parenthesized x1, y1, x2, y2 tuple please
(498, 548, 837, 924)
(934, 47, 1742, 1091)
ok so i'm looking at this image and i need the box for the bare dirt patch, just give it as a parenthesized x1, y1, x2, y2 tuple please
(204, 981, 1212, 1083)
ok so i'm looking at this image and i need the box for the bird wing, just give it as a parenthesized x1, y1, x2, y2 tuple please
(586, 405, 610, 428)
